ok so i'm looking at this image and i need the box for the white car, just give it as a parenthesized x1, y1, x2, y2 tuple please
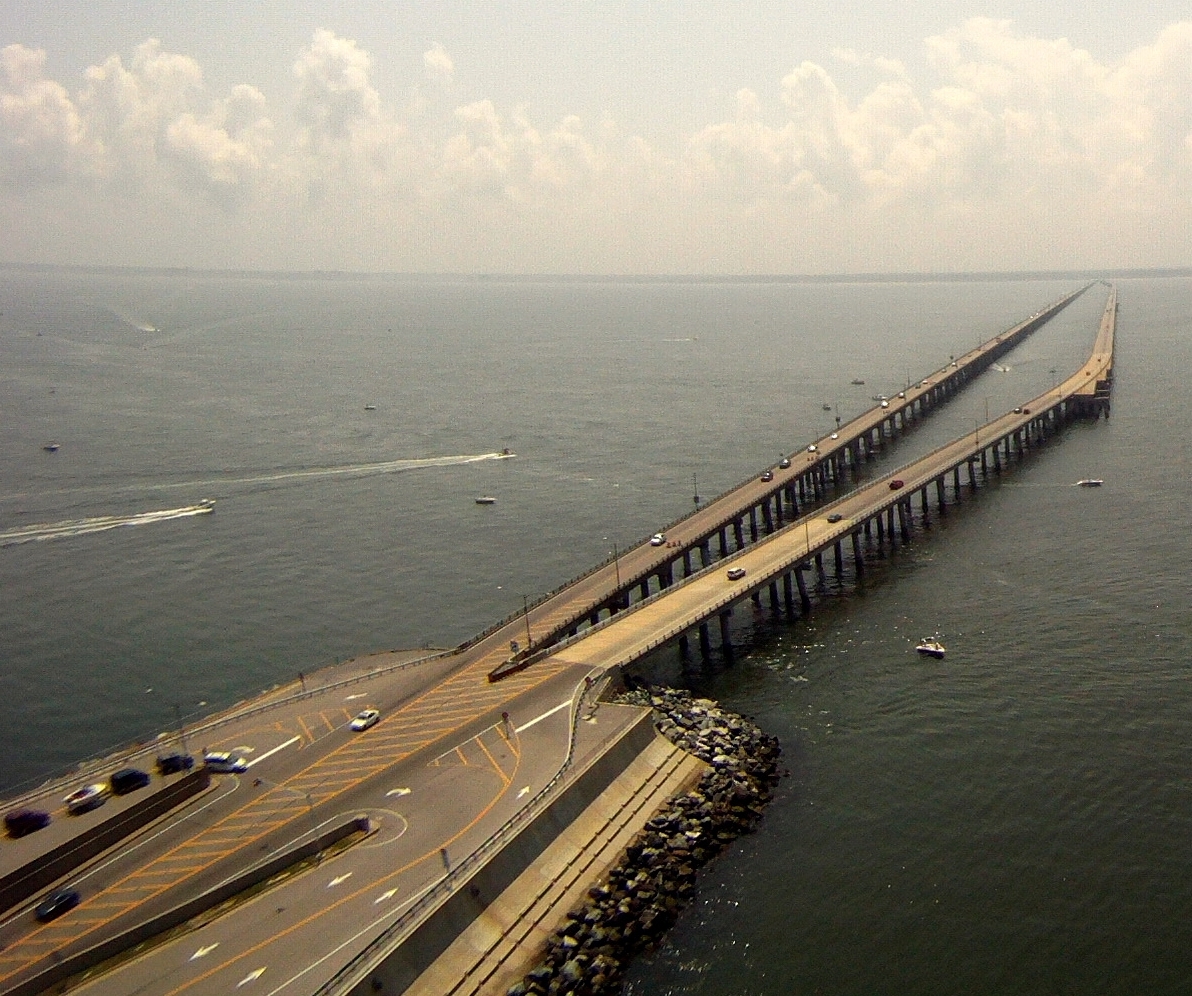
(350, 708, 381, 731)
(726, 567, 747, 581)
(203, 751, 248, 773)
(650, 533, 666, 547)
(64, 783, 110, 814)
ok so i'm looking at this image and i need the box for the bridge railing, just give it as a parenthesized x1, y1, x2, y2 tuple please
(313, 667, 604, 996)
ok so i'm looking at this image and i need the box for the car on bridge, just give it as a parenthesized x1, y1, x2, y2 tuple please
(761, 470, 774, 482)
(203, 751, 248, 773)
(64, 783, 110, 815)
(156, 753, 194, 775)
(827, 513, 844, 523)
(779, 457, 791, 468)
(889, 479, 905, 490)
(726, 567, 747, 581)
(35, 887, 80, 923)
(650, 533, 666, 546)
(350, 708, 381, 731)
(4, 808, 51, 838)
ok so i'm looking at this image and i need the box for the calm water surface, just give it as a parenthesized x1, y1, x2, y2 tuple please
(2, 270, 1189, 994)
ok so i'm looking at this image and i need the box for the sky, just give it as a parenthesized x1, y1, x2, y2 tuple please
(1, 2, 1190, 275)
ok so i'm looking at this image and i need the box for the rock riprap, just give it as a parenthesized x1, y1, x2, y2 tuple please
(506, 685, 781, 996)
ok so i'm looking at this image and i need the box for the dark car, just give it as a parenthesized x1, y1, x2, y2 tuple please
(35, 887, 80, 923)
(889, 479, 905, 490)
(826, 513, 844, 523)
(4, 809, 51, 839)
(761, 470, 774, 482)
(110, 767, 151, 795)
(156, 753, 194, 775)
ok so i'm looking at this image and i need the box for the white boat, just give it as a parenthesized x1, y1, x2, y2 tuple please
(915, 637, 946, 659)
(475, 496, 497, 505)
(1077, 479, 1103, 487)
(198, 499, 215, 512)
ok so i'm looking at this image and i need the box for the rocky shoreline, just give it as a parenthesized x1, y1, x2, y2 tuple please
(506, 685, 782, 996)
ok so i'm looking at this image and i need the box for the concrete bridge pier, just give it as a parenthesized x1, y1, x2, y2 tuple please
(718, 611, 733, 655)
(677, 633, 690, 658)
(733, 519, 745, 550)
(698, 622, 711, 657)
(875, 512, 885, 544)
(795, 566, 811, 611)
(748, 508, 758, 541)
(682, 550, 693, 577)
(851, 532, 864, 572)
(718, 527, 730, 557)
(699, 540, 712, 567)
(898, 502, 910, 542)
(936, 477, 947, 512)
(761, 502, 775, 534)
(783, 572, 796, 613)
(769, 579, 781, 611)
(833, 541, 844, 575)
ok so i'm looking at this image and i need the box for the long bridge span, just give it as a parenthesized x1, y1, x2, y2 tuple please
(0, 284, 1113, 996)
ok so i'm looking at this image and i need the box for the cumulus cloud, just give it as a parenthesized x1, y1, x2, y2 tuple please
(0, 44, 93, 184)
(423, 42, 454, 83)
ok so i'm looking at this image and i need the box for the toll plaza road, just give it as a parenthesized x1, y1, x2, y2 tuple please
(63, 666, 634, 996)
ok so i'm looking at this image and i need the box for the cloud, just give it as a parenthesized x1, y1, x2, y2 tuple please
(0, 44, 92, 184)
(423, 43, 454, 83)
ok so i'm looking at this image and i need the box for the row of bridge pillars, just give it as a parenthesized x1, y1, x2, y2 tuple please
(672, 399, 1079, 661)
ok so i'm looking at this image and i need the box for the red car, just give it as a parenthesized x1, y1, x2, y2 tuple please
(889, 479, 905, 490)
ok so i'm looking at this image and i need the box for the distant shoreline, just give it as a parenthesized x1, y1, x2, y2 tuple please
(1, 262, 1189, 284)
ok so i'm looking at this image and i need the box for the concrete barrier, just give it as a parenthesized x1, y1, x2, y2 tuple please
(331, 710, 659, 996)
(3, 814, 371, 996)
(0, 768, 211, 915)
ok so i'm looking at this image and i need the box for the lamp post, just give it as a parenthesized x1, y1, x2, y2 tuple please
(522, 594, 532, 649)
(692, 472, 700, 508)
(173, 703, 190, 757)
(612, 542, 621, 589)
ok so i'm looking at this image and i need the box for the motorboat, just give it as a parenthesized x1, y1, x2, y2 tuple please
(851, 379, 865, 385)
(43, 443, 59, 452)
(475, 496, 497, 505)
(915, 637, 946, 659)
(198, 498, 215, 512)
(364, 404, 376, 411)
(1077, 479, 1103, 487)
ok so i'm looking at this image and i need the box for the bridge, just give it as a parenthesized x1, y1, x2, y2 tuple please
(0, 284, 1113, 996)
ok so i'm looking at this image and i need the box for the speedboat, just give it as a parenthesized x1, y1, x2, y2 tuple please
(198, 499, 215, 512)
(364, 404, 376, 411)
(43, 443, 59, 452)
(851, 379, 865, 385)
(475, 496, 497, 505)
(915, 638, 946, 659)
(1077, 479, 1103, 487)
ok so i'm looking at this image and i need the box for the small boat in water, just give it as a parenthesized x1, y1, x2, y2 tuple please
(1077, 479, 1103, 487)
(42, 443, 59, 453)
(851, 378, 865, 385)
(198, 498, 215, 512)
(475, 496, 497, 505)
(364, 404, 376, 411)
(915, 637, 946, 659)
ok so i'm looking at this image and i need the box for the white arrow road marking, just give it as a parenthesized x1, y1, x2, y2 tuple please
(190, 943, 219, 960)
(235, 745, 256, 754)
(514, 700, 570, 733)
(344, 693, 367, 701)
(237, 968, 266, 986)
(374, 889, 397, 904)
(328, 873, 353, 888)
(386, 787, 410, 797)
(245, 736, 301, 768)
(517, 786, 530, 798)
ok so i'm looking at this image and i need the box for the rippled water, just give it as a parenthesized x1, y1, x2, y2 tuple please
(3, 269, 1189, 994)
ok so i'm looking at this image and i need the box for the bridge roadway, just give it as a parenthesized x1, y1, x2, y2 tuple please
(0, 286, 1098, 996)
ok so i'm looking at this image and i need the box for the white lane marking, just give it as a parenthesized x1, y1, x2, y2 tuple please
(238, 968, 266, 986)
(514, 700, 569, 733)
(344, 693, 367, 701)
(517, 786, 530, 799)
(190, 943, 219, 960)
(327, 873, 353, 888)
(386, 787, 410, 797)
(246, 736, 301, 769)
(374, 889, 397, 904)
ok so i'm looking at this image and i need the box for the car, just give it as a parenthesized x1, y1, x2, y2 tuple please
(880, 400, 890, 408)
(4, 808, 51, 838)
(1022, 407, 1031, 414)
(726, 567, 747, 581)
(898, 391, 906, 398)
(156, 753, 194, 775)
(889, 479, 905, 490)
(203, 751, 248, 773)
(830, 432, 838, 440)
(761, 470, 774, 482)
(350, 708, 381, 732)
(64, 783, 110, 815)
(826, 513, 844, 523)
(807, 444, 817, 453)
(1013, 406, 1023, 414)
(778, 457, 791, 469)
(109, 767, 151, 795)
(35, 887, 80, 923)
(650, 533, 666, 546)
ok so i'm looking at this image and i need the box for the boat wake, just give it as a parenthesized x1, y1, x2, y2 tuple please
(210, 451, 513, 489)
(0, 503, 214, 547)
